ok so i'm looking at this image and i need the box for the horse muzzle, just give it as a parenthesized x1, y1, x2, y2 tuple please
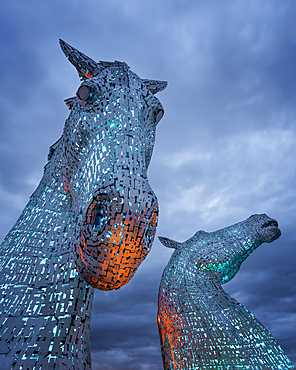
(73, 173, 158, 290)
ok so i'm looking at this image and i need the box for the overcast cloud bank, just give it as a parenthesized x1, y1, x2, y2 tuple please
(0, 0, 295, 368)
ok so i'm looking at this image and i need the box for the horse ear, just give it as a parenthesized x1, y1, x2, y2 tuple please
(158, 236, 182, 249)
(59, 39, 104, 80)
(142, 79, 168, 94)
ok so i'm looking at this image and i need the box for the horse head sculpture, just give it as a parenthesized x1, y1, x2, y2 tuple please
(158, 214, 294, 369)
(58, 40, 166, 290)
(0, 41, 167, 369)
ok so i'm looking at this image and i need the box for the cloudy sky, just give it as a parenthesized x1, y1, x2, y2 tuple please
(0, 0, 295, 368)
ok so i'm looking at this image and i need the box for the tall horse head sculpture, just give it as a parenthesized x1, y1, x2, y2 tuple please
(0, 41, 166, 369)
(59, 40, 167, 290)
(158, 214, 295, 369)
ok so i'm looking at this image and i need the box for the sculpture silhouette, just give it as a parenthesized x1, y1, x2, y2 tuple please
(158, 214, 295, 369)
(0, 40, 167, 369)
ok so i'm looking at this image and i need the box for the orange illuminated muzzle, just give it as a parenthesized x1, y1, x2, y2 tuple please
(74, 176, 158, 290)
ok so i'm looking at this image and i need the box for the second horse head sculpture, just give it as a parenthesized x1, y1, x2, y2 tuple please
(158, 214, 294, 369)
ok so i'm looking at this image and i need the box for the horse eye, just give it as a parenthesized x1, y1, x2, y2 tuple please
(77, 86, 90, 101)
(154, 109, 164, 123)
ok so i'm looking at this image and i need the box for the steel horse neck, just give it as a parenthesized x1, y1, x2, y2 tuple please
(0, 40, 167, 369)
(158, 214, 294, 369)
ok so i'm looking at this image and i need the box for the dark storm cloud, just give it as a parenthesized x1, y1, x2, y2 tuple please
(0, 0, 295, 368)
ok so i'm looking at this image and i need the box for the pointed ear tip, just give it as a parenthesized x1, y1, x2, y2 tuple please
(59, 39, 67, 51)
(158, 236, 169, 246)
(158, 236, 178, 249)
(59, 39, 72, 51)
(157, 81, 168, 93)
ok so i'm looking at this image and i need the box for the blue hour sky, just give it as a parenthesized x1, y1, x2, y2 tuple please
(0, 0, 295, 368)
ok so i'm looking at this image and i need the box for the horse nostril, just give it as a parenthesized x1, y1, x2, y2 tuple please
(93, 210, 104, 231)
(261, 220, 278, 228)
